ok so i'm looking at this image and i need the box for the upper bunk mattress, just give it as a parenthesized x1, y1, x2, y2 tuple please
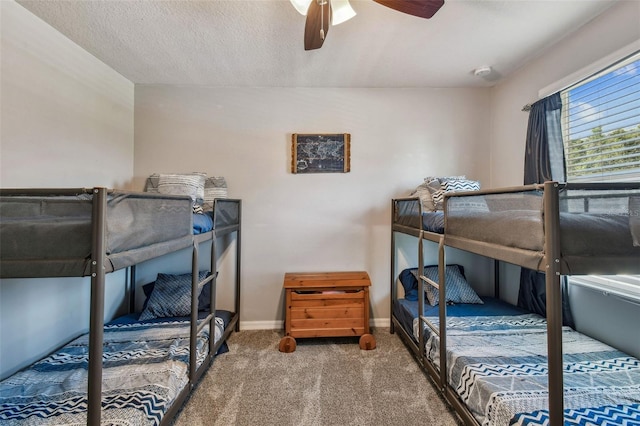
(444, 186, 640, 273)
(0, 190, 194, 278)
(394, 184, 640, 274)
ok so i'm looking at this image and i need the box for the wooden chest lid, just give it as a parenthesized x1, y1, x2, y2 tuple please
(283, 271, 370, 289)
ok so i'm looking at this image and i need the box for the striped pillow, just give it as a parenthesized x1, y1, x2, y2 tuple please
(138, 271, 208, 320)
(411, 178, 441, 212)
(144, 174, 160, 193)
(442, 179, 480, 193)
(203, 176, 228, 211)
(432, 179, 481, 210)
(157, 173, 206, 205)
(411, 265, 483, 306)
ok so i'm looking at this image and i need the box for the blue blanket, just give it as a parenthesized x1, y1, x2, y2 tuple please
(0, 316, 225, 425)
(193, 212, 214, 234)
(422, 211, 445, 233)
(414, 314, 640, 425)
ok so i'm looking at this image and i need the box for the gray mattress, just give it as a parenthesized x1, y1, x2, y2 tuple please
(0, 191, 195, 277)
(446, 210, 639, 264)
(393, 184, 640, 275)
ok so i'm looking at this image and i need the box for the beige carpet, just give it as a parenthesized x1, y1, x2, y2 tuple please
(173, 328, 461, 426)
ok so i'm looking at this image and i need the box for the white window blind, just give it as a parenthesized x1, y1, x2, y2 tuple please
(570, 275, 640, 304)
(560, 51, 640, 302)
(561, 52, 640, 182)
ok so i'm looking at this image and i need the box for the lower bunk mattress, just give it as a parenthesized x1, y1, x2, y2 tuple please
(0, 310, 233, 425)
(394, 298, 640, 425)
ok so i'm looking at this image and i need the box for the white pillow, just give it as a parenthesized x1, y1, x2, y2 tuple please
(203, 176, 228, 210)
(411, 177, 441, 212)
(157, 173, 206, 205)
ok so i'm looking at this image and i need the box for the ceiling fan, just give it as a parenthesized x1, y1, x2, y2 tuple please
(290, 0, 445, 50)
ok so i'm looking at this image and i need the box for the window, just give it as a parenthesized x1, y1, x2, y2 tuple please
(560, 51, 640, 301)
(561, 52, 640, 182)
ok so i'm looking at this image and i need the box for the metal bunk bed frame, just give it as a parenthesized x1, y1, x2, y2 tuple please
(391, 180, 640, 426)
(0, 187, 242, 425)
(390, 197, 481, 425)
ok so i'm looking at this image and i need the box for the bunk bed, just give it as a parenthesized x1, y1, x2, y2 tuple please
(391, 181, 640, 426)
(0, 187, 242, 425)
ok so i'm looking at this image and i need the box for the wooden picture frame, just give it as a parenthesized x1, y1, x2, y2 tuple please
(291, 133, 351, 174)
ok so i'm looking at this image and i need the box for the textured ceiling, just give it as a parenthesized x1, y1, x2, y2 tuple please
(16, 0, 617, 88)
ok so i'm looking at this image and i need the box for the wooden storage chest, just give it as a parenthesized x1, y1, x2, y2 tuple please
(279, 271, 376, 352)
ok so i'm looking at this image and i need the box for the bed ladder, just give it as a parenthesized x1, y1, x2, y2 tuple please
(417, 232, 448, 391)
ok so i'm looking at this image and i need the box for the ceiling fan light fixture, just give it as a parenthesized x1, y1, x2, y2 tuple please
(299, 0, 442, 51)
(291, 0, 356, 24)
(330, 0, 356, 25)
(290, 0, 313, 16)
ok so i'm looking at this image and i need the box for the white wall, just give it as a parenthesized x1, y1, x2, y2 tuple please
(489, 0, 640, 187)
(6, 0, 635, 377)
(0, 1, 135, 378)
(489, 0, 640, 358)
(134, 85, 492, 326)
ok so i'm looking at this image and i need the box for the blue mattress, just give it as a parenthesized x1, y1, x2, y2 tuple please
(107, 309, 231, 326)
(393, 296, 527, 341)
(422, 211, 445, 233)
(109, 309, 232, 355)
(393, 297, 640, 425)
(0, 310, 233, 425)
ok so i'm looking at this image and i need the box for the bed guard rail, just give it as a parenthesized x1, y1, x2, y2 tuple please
(418, 267, 440, 336)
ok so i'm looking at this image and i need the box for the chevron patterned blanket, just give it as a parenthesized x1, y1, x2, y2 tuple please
(0, 316, 224, 425)
(414, 314, 640, 425)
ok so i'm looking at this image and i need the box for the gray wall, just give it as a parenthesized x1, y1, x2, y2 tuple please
(0, 1, 135, 378)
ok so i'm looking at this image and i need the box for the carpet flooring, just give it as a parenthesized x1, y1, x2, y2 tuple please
(173, 328, 461, 426)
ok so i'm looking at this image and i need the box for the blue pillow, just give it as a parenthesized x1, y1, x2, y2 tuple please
(197, 271, 218, 311)
(400, 264, 460, 301)
(399, 268, 422, 301)
(139, 271, 209, 321)
(399, 264, 483, 306)
(411, 265, 483, 306)
(142, 271, 217, 312)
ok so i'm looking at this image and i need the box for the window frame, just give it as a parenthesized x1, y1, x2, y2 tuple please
(560, 51, 640, 183)
(547, 42, 640, 302)
(570, 275, 640, 304)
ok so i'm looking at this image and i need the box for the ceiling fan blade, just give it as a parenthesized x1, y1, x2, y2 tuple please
(373, 0, 444, 19)
(304, 0, 331, 50)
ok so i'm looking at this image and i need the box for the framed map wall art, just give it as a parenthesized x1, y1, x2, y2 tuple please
(291, 133, 351, 174)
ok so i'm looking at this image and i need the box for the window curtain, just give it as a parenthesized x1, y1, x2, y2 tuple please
(519, 92, 575, 329)
(524, 93, 566, 183)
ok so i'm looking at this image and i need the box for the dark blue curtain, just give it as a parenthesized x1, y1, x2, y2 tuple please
(524, 93, 566, 184)
(519, 93, 575, 329)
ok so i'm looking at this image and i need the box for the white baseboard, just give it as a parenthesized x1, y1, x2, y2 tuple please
(371, 318, 390, 328)
(239, 318, 390, 331)
(239, 320, 283, 330)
